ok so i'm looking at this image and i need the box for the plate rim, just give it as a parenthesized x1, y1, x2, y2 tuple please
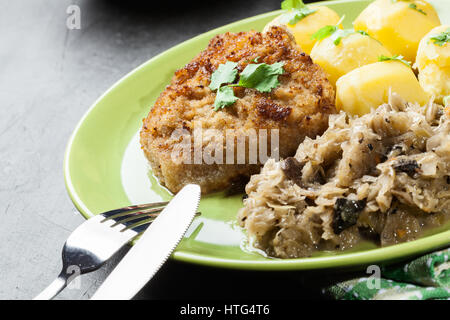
(63, 0, 450, 270)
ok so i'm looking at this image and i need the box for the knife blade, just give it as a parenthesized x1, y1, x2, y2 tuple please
(91, 184, 201, 300)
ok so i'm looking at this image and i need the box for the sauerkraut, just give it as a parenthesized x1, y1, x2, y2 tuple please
(238, 94, 450, 258)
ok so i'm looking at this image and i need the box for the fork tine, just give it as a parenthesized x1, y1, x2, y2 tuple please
(101, 202, 169, 220)
(121, 217, 157, 233)
(104, 207, 165, 223)
(130, 221, 154, 235)
(110, 211, 160, 227)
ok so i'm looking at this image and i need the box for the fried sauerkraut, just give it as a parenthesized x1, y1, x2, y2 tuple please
(238, 94, 450, 258)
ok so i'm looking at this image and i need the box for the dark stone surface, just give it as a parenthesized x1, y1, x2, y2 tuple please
(0, 0, 355, 300)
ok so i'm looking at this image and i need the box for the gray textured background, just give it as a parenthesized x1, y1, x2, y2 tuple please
(0, 0, 347, 300)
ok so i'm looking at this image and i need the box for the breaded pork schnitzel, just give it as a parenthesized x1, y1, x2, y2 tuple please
(140, 26, 335, 194)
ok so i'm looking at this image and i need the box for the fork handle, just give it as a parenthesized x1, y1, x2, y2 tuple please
(33, 274, 68, 300)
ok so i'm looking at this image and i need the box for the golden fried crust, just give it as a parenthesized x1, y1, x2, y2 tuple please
(140, 27, 336, 194)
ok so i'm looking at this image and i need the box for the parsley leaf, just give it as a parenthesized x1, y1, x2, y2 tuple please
(311, 25, 338, 41)
(357, 30, 369, 36)
(281, 0, 304, 10)
(310, 16, 369, 46)
(409, 3, 427, 15)
(378, 54, 412, 67)
(391, 0, 428, 14)
(310, 15, 345, 42)
(279, 0, 316, 25)
(430, 28, 450, 46)
(329, 29, 370, 46)
(237, 62, 285, 93)
(209, 61, 238, 91)
(210, 61, 285, 111)
(280, 7, 316, 25)
(214, 86, 239, 111)
(330, 29, 357, 45)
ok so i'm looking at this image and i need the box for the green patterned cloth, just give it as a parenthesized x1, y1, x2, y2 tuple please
(325, 248, 450, 300)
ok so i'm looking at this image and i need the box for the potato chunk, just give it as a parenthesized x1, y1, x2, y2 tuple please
(336, 61, 429, 116)
(354, 0, 441, 62)
(416, 25, 450, 104)
(263, 5, 340, 54)
(310, 32, 392, 87)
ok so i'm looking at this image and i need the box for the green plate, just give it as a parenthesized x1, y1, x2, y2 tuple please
(64, 0, 450, 270)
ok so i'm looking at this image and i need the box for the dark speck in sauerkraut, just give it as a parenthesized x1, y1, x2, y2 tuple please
(393, 159, 421, 178)
(333, 198, 367, 234)
(280, 157, 304, 186)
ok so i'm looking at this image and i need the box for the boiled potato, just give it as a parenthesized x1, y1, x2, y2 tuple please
(416, 25, 450, 104)
(264, 5, 341, 54)
(310, 31, 392, 87)
(353, 0, 441, 62)
(336, 61, 429, 116)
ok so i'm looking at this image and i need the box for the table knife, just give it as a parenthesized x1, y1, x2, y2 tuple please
(91, 184, 201, 300)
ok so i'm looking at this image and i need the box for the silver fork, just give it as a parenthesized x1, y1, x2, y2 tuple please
(34, 201, 169, 300)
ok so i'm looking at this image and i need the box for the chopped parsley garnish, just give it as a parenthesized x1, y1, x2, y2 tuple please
(279, 0, 316, 25)
(429, 28, 450, 46)
(391, 0, 427, 14)
(310, 15, 345, 41)
(357, 30, 369, 36)
(311, 25, 338, 42)
(214, 86, 239, 111)
(281, 0, 303, 9)
(409, 3, 427, 15)
(310, 16, 370, 46)
(378, 54, 412, 67)
(209, 61, 238, 91)
(210, 60, 285, 110)
(330, 29, 357, 45)
(237, 62, 285, 93)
